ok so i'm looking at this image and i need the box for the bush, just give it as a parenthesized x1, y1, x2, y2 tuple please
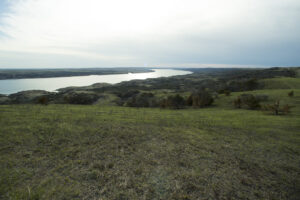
(37, 96, 49, 105)
(234, 94, 261, 110)
(288, 91, 294, 97)
(262, 101, 294, 115)
(125, 92, 158, 107)
(255, 94, 269, 102)
(160, 94, 185, 109)
(212, 92, 219, 99)
(233, 96, 242, 108)
(117, 90, 140, 99)
(187, 91, 214, 108)
(262, 101, 280, 115)
(224, 90, 231, 96)
(64, 93, 99, 105)
(244, 79, 259, 91)
(218, 89, 231, 96)
(282, 104, 292, 114)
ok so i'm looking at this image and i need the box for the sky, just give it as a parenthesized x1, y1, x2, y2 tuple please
(0, 0, 299, 68)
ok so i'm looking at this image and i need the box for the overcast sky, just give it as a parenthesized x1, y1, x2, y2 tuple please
(0, 0, 299, 68)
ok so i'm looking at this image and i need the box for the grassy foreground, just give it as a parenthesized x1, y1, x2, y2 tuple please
(0, 89, 299, 199)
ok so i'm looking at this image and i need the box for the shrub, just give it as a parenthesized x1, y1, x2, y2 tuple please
(288, 91, 294, 97)
(233, 96, 242, 108)
(37, 96, 49, 105)
(238, 94, 261, 110)
(217, 89, 230, 95)
(64, 93, 99, 105)
(161, 94, 185, 109)
(125, 92, 158, 107)
(118, 90, 140, 99)
(159, 99, 167, 108)
(187, 91, 214, 108)
(282, 104, 292, 114)
(227, 79, 258, 92)
(263, 101, 294, 115)
(212, 92, 219, 99)
(255, 94, 269, 102)
(217, 89, 225, 94)
(224, 90, 231, 96)
(244, 79, 259, 91)
(264, 100, 280, 115)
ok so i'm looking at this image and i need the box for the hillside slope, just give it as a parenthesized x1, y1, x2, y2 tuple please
(0, 88, 299, 199)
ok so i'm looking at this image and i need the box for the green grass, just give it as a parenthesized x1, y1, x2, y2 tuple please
(0, 89, 300, 199)
(259, 77, 300, 89)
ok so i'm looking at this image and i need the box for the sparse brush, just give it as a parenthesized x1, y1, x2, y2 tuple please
(187, 91, 214, 108)
(282, 104, 293, 114)
(160, 94, 185, 109)
(233, 96, 242, 108)
(265, 100, 280, 115)
(37, 96, 49, 105)
(224, 90, 231, 96)
(288, 90, 294, 97)
(239, 94, 261, 110)
(263, 101, 294, 115)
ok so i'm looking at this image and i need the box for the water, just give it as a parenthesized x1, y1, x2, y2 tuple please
(0, 69, 192, 94)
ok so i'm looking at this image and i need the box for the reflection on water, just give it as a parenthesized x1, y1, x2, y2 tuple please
(0, 69, 192, 94)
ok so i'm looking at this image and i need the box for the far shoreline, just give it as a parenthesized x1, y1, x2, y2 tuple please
(0, 68, 193, 95)
(0, 67, 154, 80)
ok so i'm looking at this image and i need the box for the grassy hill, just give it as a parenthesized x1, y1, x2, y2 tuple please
(1, 86, 299, 199)
(259, 77, 300, 89)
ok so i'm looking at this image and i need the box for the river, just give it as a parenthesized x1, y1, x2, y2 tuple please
(0, 69, 192, 94)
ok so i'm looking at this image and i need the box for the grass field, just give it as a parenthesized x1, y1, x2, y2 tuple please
(259, 77, 300, 90)
(0, 89, 299, 199)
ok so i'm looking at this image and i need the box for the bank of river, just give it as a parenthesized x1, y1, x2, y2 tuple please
(0, 69, 192, 94)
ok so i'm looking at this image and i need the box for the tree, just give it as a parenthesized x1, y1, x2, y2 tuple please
(64, 93, 99, 105)
(244, 79, 259, 91)
(187, 91, 214, 108)
(263, 101, 294, 115)
(237, 94, 261, 110)
(224, 90, 231, 96)
(269, 100, 280, 115)
(161, 94, 185, 109)
(233, 96, 242, 108)
(125, 92, 157, 107)
(37, 96, 49, 105)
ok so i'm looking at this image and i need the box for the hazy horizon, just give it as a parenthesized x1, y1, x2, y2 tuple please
(0, 0, 300, 68)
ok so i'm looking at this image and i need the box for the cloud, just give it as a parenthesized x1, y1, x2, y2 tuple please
(0, 0, 299, 68)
